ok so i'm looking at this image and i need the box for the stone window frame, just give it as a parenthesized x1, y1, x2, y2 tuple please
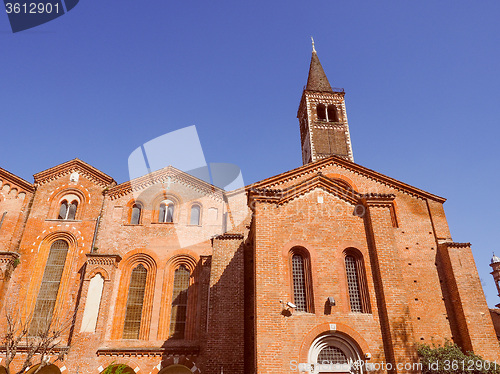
(307, 332, 363, 373)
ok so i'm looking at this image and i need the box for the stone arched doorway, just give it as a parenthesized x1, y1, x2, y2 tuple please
(26, 365, 61, 374)
(308, 333, 363, 373)
(159, 365, 192, 374)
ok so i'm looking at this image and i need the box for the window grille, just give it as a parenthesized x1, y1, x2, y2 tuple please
(130, 204, 141, 224)
(123, 264, 147, 339)
(30, 240, 69, 334)
(317, 346, 348, 365)
(190, 205, 200, 225)
(292, 254, 307, 312)
(345, 255, 362, 312)
(169, 265, 190, 339)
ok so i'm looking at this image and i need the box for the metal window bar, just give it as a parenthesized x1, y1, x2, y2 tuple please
(292, 254, 307, 312)
(317, 346, 348, 365)
(345, 255, 362, 312)
(169, 265, 190, 339)
(123, 264, 147, 339)
(30, 240, 69, 335)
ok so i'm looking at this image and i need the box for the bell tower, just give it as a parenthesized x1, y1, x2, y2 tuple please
(297, 39, 354, 164)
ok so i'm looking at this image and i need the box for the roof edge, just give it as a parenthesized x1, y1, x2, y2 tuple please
(0, 166, 34, 192)
(249, 156, 446, 203)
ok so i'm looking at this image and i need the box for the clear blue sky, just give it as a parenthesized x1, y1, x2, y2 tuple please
(1, 1, 500, 306)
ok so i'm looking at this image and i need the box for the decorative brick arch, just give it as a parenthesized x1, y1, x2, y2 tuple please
(26, 363, 65, 374)
(86, 266, 110, 281)
(324, 173, 359, 193)
(158, 253, 199, 340)
(151, 191, 182, 223)
(298, 322, 370, 364)
(112, 251, 157, 340)
(48, 187, 88, 220)
(25, 231, 79, 319)
(124, 198, 145, 224)
(97, 359, 141, 374)
(157, 356, 201, 374)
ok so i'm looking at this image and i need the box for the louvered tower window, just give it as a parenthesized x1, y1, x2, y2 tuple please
(123, 264, 147, 339)
(345, 255, 362, 312)
(292, 254, 307, 312)
(317, 346, 348, 365)
(30, 240, 69, 334)
(169, 265, 190, 339)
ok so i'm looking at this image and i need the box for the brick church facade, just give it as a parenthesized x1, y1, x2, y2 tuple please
(1, 47, 499, 374)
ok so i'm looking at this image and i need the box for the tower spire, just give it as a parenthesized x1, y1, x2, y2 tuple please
(305, 40, 333, 92)
(297, 41, 354, 164)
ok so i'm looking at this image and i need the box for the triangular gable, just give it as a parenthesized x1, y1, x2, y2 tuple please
(0, 166, 34, 192)
(249, 156, 446, 203)
(249, 172, 362, 206)
(33, 158, 115, 188)
(107, 165, 225, 201)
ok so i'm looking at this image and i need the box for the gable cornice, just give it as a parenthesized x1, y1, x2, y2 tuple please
(249, 156, 446, 203)
(33, 158, 115, 188)
(106, 165, 225, 201)
(249, 172, 362, 206)
(0, 167, 34, 193)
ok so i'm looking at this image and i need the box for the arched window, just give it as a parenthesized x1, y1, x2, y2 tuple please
(130, 204, 142, 225)
(67, 200, 78, 220)
(290, 247, 314, 313)
(159, 200, 175, 223)
(190, 205, 201, 225)
(317, 346, 348, 365)
(123, 264, 147, 339)
(308, 333, 363, 373)
(169, 265, 190, 339)
(345, 251, 371, 313)
(317, 103, 327, 121)
(57, 200, 78, 220)
(327, 104, 339, 122)
(57, 200, 68, 220)
(30, 240, 69, 334)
